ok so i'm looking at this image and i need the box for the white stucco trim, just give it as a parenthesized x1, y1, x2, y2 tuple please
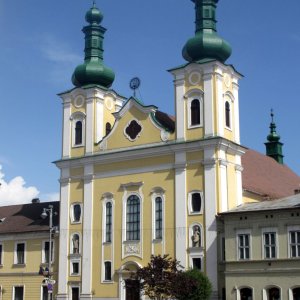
(85, 97, 94, 154)
(175, 151, 187, 268)
(57, 169, 70, 297)
(232, 79, 240, 143)
(224, 93, 234, 131)
(203, 148, 218, 291)
(185, 90, 204, 129)
(262, 285, 282, 300)
(187, 190, 204, 215)
(236, 229, 252, 261)
(62, 100, 71, 158)
(13, 241, 26, 265)
(70, 111, 86, 148)
(174, 74, 185, 140)
(219, 149, 228, 212)
(70, 202, 83, 224)
(216, 72, 224, 137)
(289, 286, 300, 300)
(236, 286, 254, 300)
(235, 155, 243, 206)
(81, 164, 94, 296)
(203, 70, 214, 137)
(261, 227, 278, 259)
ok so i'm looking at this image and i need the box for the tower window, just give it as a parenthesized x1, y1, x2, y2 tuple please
(72, 204, 82, 223)
(191, 193, 201, 212)
(75, 121, 83, 145)
(192, 257, 201, 270)
(225, 101, 231, 128)
(191, 99, 200, 126)
(106, 202, 112, 243)
(106, 122, 112, 135)
(126, 195, 140, 241)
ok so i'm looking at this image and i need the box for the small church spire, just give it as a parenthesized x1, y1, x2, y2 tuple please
(72, 3, 115, 88)
(265, 109, 284, 164)
(182, 0, 232, 63)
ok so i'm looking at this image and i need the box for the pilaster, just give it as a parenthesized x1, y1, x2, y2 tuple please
(203, 70, 214, 137)
(85, 93, 94, 155)
(62, 98, 72, 158)
(232, 79, 240, 144)
(174, 73, 186, 141)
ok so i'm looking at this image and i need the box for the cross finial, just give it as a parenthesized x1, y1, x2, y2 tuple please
(270, 108, 274, 122)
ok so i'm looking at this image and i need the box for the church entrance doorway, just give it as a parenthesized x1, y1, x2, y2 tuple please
(125, 279, 140, 300)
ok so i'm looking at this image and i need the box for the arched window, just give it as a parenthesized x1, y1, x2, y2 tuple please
(292, 287, 300, 300)
(75, 121, 83, 145)
(106, 122, 112, 135)
(191, 99, 200, 126)
(225, 101, 231, 128)
(240, 287, 253, 300)
(267, 287, 280, 300)
(155, 197, 163, 239)
(126, 195, 140, 241)
(106, 202, 112, 243)
(72, 234, 80, 254)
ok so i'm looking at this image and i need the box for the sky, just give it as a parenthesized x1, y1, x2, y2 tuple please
(0, 0, 300, 206)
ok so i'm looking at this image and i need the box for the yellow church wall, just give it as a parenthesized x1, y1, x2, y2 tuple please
(94, 155, 174, 174)
(242, 191, 262, 203)
(70, 180, 83, 203)
(186, 150, 204, 162)
(227, 163, 238, 210)
(106, 106, 164, 150)
(70, 167, 84, 177)
(70, 146, 85, 158)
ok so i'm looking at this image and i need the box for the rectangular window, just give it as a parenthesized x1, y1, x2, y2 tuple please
(71, 261, 80, 275)
(155, 197, 163, 239)
(14, 286, 24, 300)
(42, 286, 53, 300)
(0, 244, 2, 265)
(104, 261, 112, 281)
(126, 196, 140, 241)
(264, 232, 276, 259)
(238, 234, 250, 260)
(290, 230, 300, 257)
(71, 287, 80, 300)
(43, 241, 54, 263)
(16, 243, 25, 264)
(106, 202, 112, 243)
(192, 258, 201, 270)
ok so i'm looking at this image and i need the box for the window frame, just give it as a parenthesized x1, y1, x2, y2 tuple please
(151, 193, 165, 241)
(236, 229, 251, 260)
(188, 191, 204, 215)
(105, 202, 113, 243)
(70, 259, 81, 276)
(42, 240, 55, 264)
(262, 228, 277, 259)
(70, 203, 83, 224)
(224, 94, 233, 131)
(14, 242, 26, 265)
(288, 226, 300, 258)
(187, 93, 204, 129)
(70, 285, 80, 300)
(238, 286, 253, 300)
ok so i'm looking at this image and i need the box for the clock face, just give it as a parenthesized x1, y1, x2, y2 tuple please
(130, 77, 140, 90)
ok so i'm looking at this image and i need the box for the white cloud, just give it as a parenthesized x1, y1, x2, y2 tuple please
(40, 192, 60, 203)
(0, 165, 39, 206)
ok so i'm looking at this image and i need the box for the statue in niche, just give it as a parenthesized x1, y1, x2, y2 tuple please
(191, 226, 201, 247)
(72, 234, 79, 254)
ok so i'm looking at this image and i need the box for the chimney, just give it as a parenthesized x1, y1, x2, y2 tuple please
(32, 198, 40, 204)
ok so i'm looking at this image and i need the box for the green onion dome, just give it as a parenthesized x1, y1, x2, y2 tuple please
(72, 3, 115, 88)
(182, 0, 232, 63)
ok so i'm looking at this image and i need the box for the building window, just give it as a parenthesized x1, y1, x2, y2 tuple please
(106, 122, 112, 135)
(192, 258, 201, 270)
(71, 261, 80, 275)
(240, 287, 252, 300)
(191, 99, 200, 126)
(43, 241, 54, 263)
(42, 286, 53, 300)
(264, 232, 276, 259)
(155, 197, 163, 239)
(188, 191, 203, 215)
(225, 101, 231, 128)
(75, 121, 82, 145)
(71, 112, 86, 147)
(126, 195, 140, 241)
(71, 234, 80, 254)
(267, 287, 280, 300)
(15, 243, 25, 264)
(71, 204, 82, 223)
(14, 286, 24, 300)
(71, 287, 80, 300)
(290, 230, 300, 257)
(0, 244, 2, 265)
(292, 287, 300, 299)
(106, 202, 112, 243)
(238, 234, 250, 260)
(104, 261, 112, 281)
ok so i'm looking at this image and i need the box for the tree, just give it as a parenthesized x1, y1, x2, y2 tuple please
(132, 254, 182, 300)
(174, 268, 212, 300)
(132, 255, 212, 300)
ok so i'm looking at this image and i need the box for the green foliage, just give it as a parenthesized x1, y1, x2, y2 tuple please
(175, 268, 212, 300)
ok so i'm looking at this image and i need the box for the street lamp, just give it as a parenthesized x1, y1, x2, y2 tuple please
(41, 205, 56, 300)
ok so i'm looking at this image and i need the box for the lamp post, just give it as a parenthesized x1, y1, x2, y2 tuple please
(41, 205, 56, 300)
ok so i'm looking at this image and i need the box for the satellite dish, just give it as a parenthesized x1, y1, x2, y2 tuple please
(129, 77, 141, 97)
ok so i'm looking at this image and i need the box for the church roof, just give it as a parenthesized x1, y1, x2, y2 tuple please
(0, 201, 59, 235)
(242, 149, 300, 200)
(221, 193, 300, 214)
